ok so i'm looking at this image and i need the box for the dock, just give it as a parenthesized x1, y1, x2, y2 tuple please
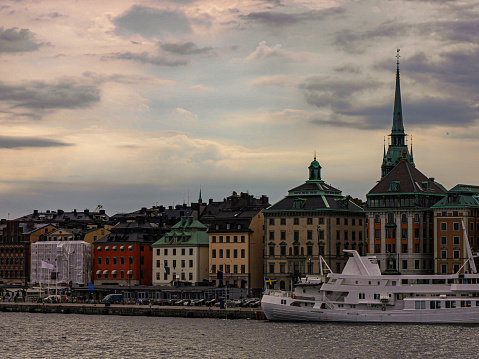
(0, 302, 266, 320)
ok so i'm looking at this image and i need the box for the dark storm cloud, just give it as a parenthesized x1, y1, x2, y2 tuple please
(0, 26, 47, 54)
(0, 81, 100, 110)
(104, 51, 189, 67)
(240, 7, 345, 28)
(0, 136, 72, 149)
(113, 5, 192, 38)
(334, 17, 479, 54)
(160, 42, 213, 55)
(299, 76, 380, 112)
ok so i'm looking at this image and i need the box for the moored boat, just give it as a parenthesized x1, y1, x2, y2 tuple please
(262, 240, 479, 323)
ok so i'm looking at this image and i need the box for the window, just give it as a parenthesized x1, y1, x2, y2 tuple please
(226, 236, 230, 243)
(97, 257, 102, 265)
(453, 222, 460, 231)
(269, 218, 275, 225)
(441, 264, 447, 274)
(294, 231, 299, 241)
(189, 260, 193, 268)
(307, 245, 313, 256)
(241, 249, 245, 258)
(112, 257, 117, 265)
(219, 236, 223, 243)
(414, 228, 419, 238)
(307, 231, 312, 240)
(182, 248, 186, 255)
(441, 223, 447, 231)
(336, 218, 340, 225)
(402, 229, 407, 239)
(453, 249, 460, 259)
(269, 231, 275, 241)
(219, 249, 223, 258)
(225, 265, 230, 274)
(441, 237, 447, 245)
(233, 236, 238, 243)
(105, 257, 110, 265)
(280, 246, 286, 256)
(226, 249, 230, 258)
(164, 248, 168, 256)
(241, 265, 245, 273)
(375, 244, 381, 253)
(241, 236, 245, 243)
(212, 249, 216, 258)
(269, 263, 275, 273)
(212, 265, 216, 273)
(415, 244, 419, 253)
(441, 249, 447, 259)
(454, 236, 460, 245)
(375, 229, 380, 239)
(212, 236, 216, 243)
(140, 256, 144, 265)
(414, 214, 419, 223)
(307, 218, 313, 225)
(280, 218, 286, 225)
(173, 249, 176, 255)
(402, 260, 407, 269)
(129, 256, 133, 265)
(234, 249, 238, 258)
(173, 260, 177, 268)
(319, 230, 324, 240)
(105, 246, 110, 252)
(181, 260, 185, 268)
(98, 247, 102, 252)
(156, 260, 161, 268)
(280, 231, 286, 240)
(402, 244, 407, 253)
(294, 218, 299, 225)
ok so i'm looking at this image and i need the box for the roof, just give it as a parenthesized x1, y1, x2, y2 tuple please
(368, 160, 446, 197)
(432, 184, 479, 209)
(265, 194, 363, 212)
(152, 217, 209, 246)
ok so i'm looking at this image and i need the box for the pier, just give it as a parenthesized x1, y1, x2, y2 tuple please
(0, 302, 266, 320)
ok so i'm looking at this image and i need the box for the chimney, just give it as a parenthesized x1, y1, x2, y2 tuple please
(84, 209, 89, 215)
(73, 209, 77, 215)
(33, 210, 38, 215)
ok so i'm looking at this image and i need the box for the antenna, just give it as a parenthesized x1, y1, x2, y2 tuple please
(396, 49, 400, 65)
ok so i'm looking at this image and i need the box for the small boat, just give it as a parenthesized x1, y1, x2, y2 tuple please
(262, 235, 479, 323)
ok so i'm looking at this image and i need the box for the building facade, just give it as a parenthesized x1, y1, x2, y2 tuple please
(93, 219, 157, 286)
(366, 56, 446, 274)
(151, 217, 209, 286)
(263, 157, 365, 291)
(432, 184, 479, 274)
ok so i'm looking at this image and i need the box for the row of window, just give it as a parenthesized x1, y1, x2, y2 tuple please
(0, 270, 23, 277)
(0, 257, 24, 265)
(0, 247, 24, 253)
(375, 244, 433, 254)
(97, 270, 138, 280)
(268, 217, 363, 226)
(415, 300, 476, 310)
(368, 196, 438, 208)
(212, 249, 245, 259)
(211, 264, 246, 274)
(157, 271, 194, 281)
(211, 235, 246, 243)
(98, 256, 139, 266)
(156, 259, 193, 269)
(0, 236, 23, 243)
(375, 228, 424, 240)
(98, 245, 136, 253)
(156, 248, 194, 256)
(374, 213, 424, 224)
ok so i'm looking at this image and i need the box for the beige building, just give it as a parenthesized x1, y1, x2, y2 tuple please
(263, 157, 365, 290)
(151, 217, 209, 286)
(208, 210, 265, 295)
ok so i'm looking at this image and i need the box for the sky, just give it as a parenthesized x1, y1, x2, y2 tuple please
(1, 0, 479, 219)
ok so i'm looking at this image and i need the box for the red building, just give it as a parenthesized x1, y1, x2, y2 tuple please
(93, 220, 157, 286)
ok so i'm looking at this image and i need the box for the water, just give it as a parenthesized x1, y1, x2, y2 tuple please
(1, 312, 479, 358)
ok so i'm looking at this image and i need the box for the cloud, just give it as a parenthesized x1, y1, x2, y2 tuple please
(244, 41, 312, 62)
(174, 107, 198, 120)
(0, 136, 72, 149)
(0, 80, 100, 111)
(82, 71, 174, 86)
(113, 5, 192, 39)
(250, 75, 299, 87)
(190, 84, 216, 93)
(0, 27, 47, 54)
(104, 51, 189, 67)
(240, 7, 345, 28)
(160, 42, 213, 55)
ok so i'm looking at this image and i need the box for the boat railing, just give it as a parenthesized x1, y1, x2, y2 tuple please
(263, 289, 292, 298)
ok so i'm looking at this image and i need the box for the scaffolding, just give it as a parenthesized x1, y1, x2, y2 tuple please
(30, 241, 92, 286)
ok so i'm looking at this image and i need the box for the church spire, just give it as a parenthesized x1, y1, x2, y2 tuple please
(381, 49, 414, 179)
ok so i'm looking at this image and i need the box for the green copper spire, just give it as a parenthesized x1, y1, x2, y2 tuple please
(308, 153, 322, 181)
(381, 49, 414, 179)
(391, 49, 405, 139)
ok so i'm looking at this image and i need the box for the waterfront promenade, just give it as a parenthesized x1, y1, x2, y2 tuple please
(0, 302, 266, 320)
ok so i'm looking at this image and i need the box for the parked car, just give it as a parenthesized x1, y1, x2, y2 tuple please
(43, 295, 62, 303)
(102, 294, 124, 304)
(182, 299, 191, 306)
(192, 299, 205, 306)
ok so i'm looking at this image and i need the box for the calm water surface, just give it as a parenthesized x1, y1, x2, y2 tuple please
(1, 312, 479, 358)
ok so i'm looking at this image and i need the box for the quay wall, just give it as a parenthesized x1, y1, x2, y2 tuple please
(0, 303, 266, 320)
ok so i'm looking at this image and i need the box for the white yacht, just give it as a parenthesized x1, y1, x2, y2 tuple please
(261, 246, 479, 323)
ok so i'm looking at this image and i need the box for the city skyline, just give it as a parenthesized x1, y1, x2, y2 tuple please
(1, 0, 478, 218)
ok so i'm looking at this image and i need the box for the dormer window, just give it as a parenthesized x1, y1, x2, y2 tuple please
(293, 198, 305, 209)
(421, 181, 430, 190)
(389, 181, 400, 191)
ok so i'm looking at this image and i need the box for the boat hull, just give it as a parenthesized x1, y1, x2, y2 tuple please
(261, 295, 479, 323)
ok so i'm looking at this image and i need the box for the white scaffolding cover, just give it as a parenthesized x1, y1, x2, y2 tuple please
(30, 241, 92, 286)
